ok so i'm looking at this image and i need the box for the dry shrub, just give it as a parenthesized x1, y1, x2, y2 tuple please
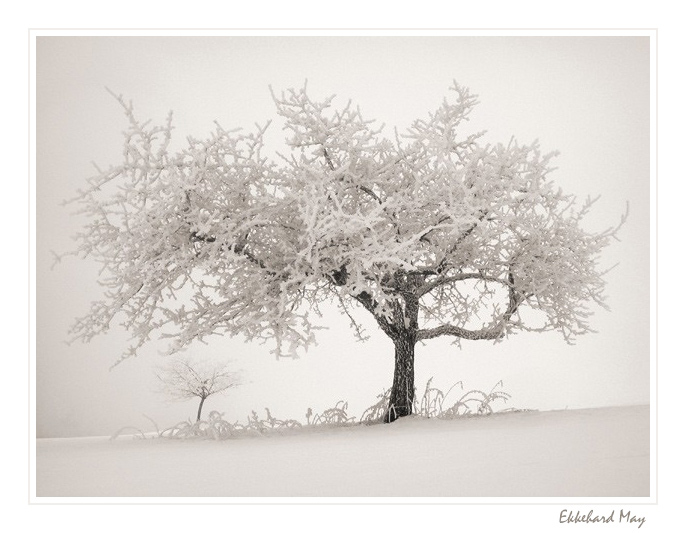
(115, 378, 515, 441)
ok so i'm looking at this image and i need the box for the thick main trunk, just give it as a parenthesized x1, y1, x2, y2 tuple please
(384, 332, 416, 423)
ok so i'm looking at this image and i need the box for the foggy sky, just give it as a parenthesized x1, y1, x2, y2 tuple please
(36, 35, 650, 438)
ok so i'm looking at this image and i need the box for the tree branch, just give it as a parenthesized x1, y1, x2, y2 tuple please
(416, 323, 503, 342)
(352, 291, 399, 340)
(417, 272, 505, 297)
(326, 263, 399, 340)
(416, 265, 527, 343)
(323, 147, 383, 205)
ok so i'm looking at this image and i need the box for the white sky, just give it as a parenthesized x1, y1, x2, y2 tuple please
(36, 35, 650, 438)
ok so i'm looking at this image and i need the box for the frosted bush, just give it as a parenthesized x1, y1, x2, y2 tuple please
(160, 411, 237, 440)
(360, 389, 392, 424)
(131, 378, 515, 441)
(305, 401, 355, 426)
(418, 378, 512, 418)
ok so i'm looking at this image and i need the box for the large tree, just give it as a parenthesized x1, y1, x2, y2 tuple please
(66, 82, 625, 422)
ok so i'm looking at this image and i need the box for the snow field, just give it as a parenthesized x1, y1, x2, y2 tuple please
(36, 404, 649, 498)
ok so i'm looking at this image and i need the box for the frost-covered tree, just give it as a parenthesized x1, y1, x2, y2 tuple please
(66, 82, 625, 422)
(156, 358, 240, 421)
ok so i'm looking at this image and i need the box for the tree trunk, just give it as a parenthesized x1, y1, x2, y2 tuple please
(384, 332, 416, 423)
(196, 396, 206, 422)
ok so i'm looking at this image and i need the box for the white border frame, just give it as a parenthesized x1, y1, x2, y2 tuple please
(28, 28, 658, 511)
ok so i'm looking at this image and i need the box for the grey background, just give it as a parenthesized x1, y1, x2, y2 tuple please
(36, 36, 650, 437)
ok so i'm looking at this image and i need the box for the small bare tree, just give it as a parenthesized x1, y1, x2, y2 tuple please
(156, 358, 240, 421)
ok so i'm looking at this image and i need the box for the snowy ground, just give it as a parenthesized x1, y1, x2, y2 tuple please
(35, 404, 649, 498)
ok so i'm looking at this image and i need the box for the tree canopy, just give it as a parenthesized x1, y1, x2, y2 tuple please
(66, 81, 624, 419)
